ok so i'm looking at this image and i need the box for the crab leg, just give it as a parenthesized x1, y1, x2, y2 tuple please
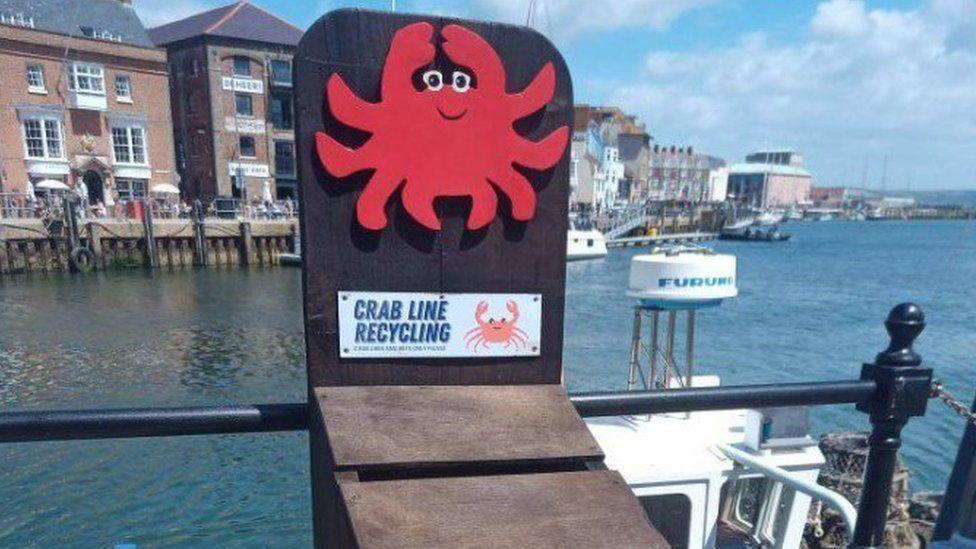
(509, 62, 556, 120)
(512, 332, 528, 346)
(327, 75, 380, 130)
(441, 24, 506, 94)
(466, 181, 499, 230)
(382, 22, 436, 102)
(356, 169, 403, 230)
(401, 182, 442, 230)
(511, 126, 569, 171)
(488, 166, 536, 221)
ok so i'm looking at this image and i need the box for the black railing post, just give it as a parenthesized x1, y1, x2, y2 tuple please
(851, 303, 933, 548)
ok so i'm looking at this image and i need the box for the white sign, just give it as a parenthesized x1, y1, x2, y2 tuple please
(338, 292, 542, 358)
(228, 162, 270, 178)
(225, 117, 266, 134)
(221, 76, 264, 94)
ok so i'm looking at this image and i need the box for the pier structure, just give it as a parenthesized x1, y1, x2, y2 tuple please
(607, 231, 716, 249)
(295, 10, 665, 547)
(0, 202, 296, 275)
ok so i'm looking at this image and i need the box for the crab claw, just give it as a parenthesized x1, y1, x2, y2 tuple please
(382, 22, 436, 101)
(506, 300, 520, 323)
(476, 301, 489, 316)
(441, 24, 505, 94)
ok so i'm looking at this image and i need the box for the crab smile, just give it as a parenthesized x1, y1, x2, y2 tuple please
(437, 107, 467, 121)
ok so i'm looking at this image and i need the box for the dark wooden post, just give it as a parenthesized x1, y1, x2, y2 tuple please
(142, 198, 156, 268)
(295, 9, 665, 548)
(88, 223, 103, 270)
(239, 221, 253, 267)
(852, 303, 933, 548)
(192, 199, 207, 266)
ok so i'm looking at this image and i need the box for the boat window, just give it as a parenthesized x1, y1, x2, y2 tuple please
(639, 493, 690, 549)
(587, 239, 594, 247)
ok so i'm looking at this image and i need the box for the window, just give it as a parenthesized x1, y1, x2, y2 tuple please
(270, 92, 293, 129)
(233, 56, 250, 76)
(115, 75, 132, 102)
(26, 64, 45, 92)
(68, 62, 105, 94)
(275, 141, 295, 176)
(235, 93, 253, 116)
(115, 178, 148, 201)
(183, 92, 195, 115)
(270, 60, 291, 86)
(22, 117, 63, 159)
(239, 136, 256, 157)
(112, 125, 147, 165)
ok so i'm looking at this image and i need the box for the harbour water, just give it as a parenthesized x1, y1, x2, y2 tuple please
(1, 220, 975, 546)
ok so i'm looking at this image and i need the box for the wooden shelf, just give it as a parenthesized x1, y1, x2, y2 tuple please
(315, 384, 604, 472)
(340, 470, 669, 548)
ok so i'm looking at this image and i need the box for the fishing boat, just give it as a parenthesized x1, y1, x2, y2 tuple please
(719, 225, 791, 242)
(584, 247, 826, 547)
(567, 215, 608, 260)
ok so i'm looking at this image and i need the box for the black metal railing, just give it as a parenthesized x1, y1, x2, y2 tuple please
(0, 303, 936, 548)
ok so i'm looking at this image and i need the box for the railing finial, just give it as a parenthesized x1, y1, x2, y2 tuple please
(877, 302, 925, 367)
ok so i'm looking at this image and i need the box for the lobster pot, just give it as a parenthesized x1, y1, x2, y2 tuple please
(624, 249, 738, 390)
(803, 431, 920, 549)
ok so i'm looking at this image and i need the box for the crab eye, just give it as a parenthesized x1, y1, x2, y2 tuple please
(422, 70, 443, 91)
(452, 71, 472, 92)
(488, 317, 495, 323)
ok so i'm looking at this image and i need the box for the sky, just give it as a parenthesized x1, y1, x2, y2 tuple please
(136, 0, 976, 191)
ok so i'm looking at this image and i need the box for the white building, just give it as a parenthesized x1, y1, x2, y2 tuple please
(706, 167, 729, 203)
(594, 146, 626, 209)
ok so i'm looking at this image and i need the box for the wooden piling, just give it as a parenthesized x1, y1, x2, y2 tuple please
(88, 223, 103, 270)
(142, 203, 156, 269)
(0, 240, 8, 275)
(239, 222, 254, 267)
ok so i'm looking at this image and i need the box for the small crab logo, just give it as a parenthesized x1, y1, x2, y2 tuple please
(316, 22, 569, 231)
(463, 300, 529, 351)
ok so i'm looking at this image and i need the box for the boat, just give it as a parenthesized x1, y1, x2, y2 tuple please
(719, 225, 791, 242)
(784, 208, 804, 221)
(754, 210, 785, 225)
(567, 215, 608, 260)
(585, 247, 823, 547)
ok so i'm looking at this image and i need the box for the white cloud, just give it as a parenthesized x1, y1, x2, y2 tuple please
(610, 0, 976, 189)
(135, 0, 218, 27)
(474, 0, 716, 42)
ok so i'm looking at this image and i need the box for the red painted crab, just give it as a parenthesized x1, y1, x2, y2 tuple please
(315, 22, 569, 231)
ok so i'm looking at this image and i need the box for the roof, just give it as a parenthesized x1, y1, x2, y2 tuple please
(0, 0, 154, 47)
(728, 163, 811, 177)
(149, 1, 302, 47)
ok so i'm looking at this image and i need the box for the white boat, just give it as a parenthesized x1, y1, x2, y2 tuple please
(567, 215, 608, 260)
(567, 229, 608, 260)
(582, 248, 840, 548)
(755, 210, 785, 225)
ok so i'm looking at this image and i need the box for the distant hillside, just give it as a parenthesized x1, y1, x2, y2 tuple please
(909, 190, 976, 206)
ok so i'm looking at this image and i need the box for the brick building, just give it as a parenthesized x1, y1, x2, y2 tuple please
(0, 0, 176, 205)
(149, 2, 302, 202)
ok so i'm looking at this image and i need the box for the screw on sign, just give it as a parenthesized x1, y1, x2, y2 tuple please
(315, 22, 569, 231)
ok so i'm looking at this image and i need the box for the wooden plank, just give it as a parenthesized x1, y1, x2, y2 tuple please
(340, 470, 669, 548)
(316, 384, 602, 470)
